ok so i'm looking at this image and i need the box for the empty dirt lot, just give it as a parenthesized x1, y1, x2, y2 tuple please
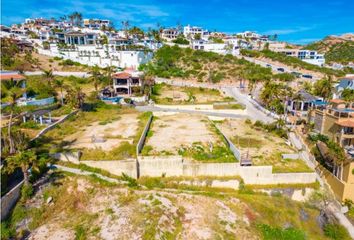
(64, 113, 140, 151)
(152, 84, 232, 105)
(144, 113, 218, 154)
(217, 119, 313, 172)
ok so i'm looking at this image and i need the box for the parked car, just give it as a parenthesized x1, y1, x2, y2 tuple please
(266, 64, 272, 68)
(291, 71, 302, 78)
(302, 74, 313, 79)
(277, 67, 285, 72)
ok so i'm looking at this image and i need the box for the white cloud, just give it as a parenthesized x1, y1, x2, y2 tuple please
(263, 26, 315, 35)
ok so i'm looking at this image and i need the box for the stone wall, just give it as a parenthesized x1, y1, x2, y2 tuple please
(1, 181, 24, 220)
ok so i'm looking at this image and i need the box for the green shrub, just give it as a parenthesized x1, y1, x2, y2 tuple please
(121, 173, 139, 188)
(324, 223, 351, 240)
(258, 224, 306, 240)
(1, 221, 15, 240)
(21, 184, 33, 200)
(20, 120, 41, 129)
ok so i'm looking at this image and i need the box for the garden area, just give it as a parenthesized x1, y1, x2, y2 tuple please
(151, 83, 236, 105)
(216, 119, 314, 173)
(142, 113, 236, 163)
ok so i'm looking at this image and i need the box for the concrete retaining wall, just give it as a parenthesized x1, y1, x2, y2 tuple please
(137, 156, 316, 185)
(212, 122, 241, 161)
(138, 156, 184, 177)
(1, 180, 24, 220)
(136, 114, 153, 157)
(82, 160, 137, 178)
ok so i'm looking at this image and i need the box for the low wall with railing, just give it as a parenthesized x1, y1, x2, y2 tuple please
(18, 97, 55, 106)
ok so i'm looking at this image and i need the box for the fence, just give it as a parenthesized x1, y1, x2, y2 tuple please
(31, 110, 79, 141)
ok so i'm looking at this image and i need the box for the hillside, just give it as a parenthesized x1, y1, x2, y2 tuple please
(3, 171, 350, 240)
(140, 45, 274, 84)
(303, 34, 354, 64)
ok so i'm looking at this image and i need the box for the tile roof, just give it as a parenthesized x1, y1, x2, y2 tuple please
(330, 99, 346, 104)
(0, 73, 25, 81)
(336, 119, 354, 128)
(112, 72, 131, 79)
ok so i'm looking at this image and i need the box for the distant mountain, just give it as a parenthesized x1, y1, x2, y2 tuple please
(302, 33, 354, 64)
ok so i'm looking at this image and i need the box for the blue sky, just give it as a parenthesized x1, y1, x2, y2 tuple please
(2, 0, 354, 44)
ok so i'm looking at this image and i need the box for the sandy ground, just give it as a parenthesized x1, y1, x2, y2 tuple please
(32, 52, 88, 72)
(163, 89, 189, 101)
(157, 85, 229, 104)
(64, 114, 139, 151)
(217, 119, 295, 164)
(145, 113, 217, 153)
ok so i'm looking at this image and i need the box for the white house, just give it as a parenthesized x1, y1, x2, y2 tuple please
(183, 25, 209, 40)
(161, 28, 180, 41)
(191, 39, 239, 55)
(273, 48, 325, 66)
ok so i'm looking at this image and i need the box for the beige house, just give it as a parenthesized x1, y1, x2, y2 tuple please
(312, 99, 354, 201)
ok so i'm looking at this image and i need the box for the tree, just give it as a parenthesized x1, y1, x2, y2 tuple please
(313, 76, 333, 100)
(141, 74, 155, 96)
(54, 79, 65, 105)
(69, 12, 82, 27)
(6, 150, 38, 185)
(66, 84, 86, 109)
(42, 69, 54, 86)
(194, 33, 201, 40)
(341, 88, 354, 102)
(129, 26, 145, 40)
(89, 65, 103, 92)
(121, 21, 130, 38)
(2, 79, 26, 154)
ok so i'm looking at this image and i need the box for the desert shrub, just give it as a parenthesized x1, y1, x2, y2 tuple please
(324, 223, 351, 240)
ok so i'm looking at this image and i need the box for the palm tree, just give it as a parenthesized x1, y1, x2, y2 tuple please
(6, 150, 38, 185)
(121, 21, 130, 38)
(89, 65, 103, 92)
(2, 79, 26, 154)
(141, 74, 155, 97)
(54, 79, 65, 105)
(66, 84, 86, 109)
(313, 75, 333, 101)
(43, 69, 54, 86)
(103, 66, 114, 88)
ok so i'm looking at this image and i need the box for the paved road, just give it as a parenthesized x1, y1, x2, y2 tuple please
(136, 105, 248, 119)
(240, 55, 320, 81)
(222, 87, 276, 123)
(24, 71, 90, 78)
(154, 78, 277, 123)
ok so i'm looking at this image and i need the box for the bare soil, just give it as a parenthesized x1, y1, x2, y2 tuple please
(145, 113, 217, 154)
(64, 113, 139, 151)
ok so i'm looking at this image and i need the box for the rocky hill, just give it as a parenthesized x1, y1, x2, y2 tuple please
(303, 33, 354, 64)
